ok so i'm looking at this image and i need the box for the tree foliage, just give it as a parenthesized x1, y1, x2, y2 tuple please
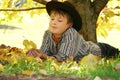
(0, 0, 45, 23)
(97, 0, 120, 37)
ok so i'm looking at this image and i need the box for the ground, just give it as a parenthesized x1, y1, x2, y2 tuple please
(0, 74, 86, 80)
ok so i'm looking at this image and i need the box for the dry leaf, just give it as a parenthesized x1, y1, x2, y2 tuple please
(94, 76, 102, 80)
(52, 63, 60, 71)
(35, 57, 42, 62)
(23, 40, 37, 52)
(114, 63, 120, 71)
(22, 70, 35, 76)
(80, 54, 100, 66)
(39, 69, 48, 76)
(0, 64, 4, 72)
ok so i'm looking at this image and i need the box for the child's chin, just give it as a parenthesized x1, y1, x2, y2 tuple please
(50, 30, 57, 33)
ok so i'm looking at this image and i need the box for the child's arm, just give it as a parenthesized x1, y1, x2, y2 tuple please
(26, 30, 50, 60)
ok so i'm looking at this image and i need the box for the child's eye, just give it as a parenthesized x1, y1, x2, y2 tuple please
(51, 18, 54, 20)
(58, 20, 62, 22)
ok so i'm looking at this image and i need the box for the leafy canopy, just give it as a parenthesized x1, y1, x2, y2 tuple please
(97, 0, 120, 37)
(0, 0, 45, 23)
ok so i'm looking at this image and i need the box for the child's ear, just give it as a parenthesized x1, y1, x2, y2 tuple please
(69, 23, 73, 27)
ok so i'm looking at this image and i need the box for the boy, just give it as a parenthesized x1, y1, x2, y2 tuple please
(26, 1, 119, 61)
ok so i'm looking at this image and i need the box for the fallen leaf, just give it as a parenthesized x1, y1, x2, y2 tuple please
(94, 76, 102, 80)
(39, 69, 48, 76)
(114, 63, 120, 71)
(52, 62, 60, 71)
(80, 54, 100, 66)
(22, 70, 35, 76)
(0, 63, 4, 72)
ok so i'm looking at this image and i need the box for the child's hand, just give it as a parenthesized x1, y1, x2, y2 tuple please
(26, 48, 47, 60)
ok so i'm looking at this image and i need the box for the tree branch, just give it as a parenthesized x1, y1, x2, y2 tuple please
(0, 7, 45, 11)
(33, 0, 58, 5)
(33, 0, 47, 5)
(93, 0, 109, 14)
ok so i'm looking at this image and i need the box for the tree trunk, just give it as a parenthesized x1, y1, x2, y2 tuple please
(68, 0, 108, 42)
(34, 0, 109, 43)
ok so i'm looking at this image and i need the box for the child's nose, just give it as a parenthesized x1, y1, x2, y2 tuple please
(52, 20, 57, 25)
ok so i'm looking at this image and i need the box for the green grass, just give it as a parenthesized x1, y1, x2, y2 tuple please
(89, 64, 120, 80)
(3, 57, 40, 75)
(0, 55, 120, 80)
(88, 58, 120, 80)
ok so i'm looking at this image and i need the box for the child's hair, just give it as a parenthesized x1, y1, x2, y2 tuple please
(50, 9, 73, 24)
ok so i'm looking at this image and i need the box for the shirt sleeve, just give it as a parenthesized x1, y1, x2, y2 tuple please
(40, 31, 50, 55)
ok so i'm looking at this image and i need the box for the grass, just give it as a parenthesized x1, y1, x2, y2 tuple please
(1, 56, 120, 80)
(3, 57, 40, 75)
(89, 58, 120, 80)
(90, 65, 120, 80)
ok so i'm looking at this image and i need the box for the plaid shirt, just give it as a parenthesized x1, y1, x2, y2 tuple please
(40, 27, 101, 61)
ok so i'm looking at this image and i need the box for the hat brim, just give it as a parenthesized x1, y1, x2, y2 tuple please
(46, 1, 82, 31)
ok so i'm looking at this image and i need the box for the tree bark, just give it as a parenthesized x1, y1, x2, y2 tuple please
(33, 0, 109, 42)
(68, 0, 109, 42)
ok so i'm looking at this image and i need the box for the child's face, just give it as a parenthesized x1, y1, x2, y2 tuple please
(49, 12, 72, 37)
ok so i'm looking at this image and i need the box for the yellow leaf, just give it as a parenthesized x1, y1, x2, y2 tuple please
(52, 63, 60, 71)
(80, 54, 100, 66)
(23, 40, 29, 49)
(22, 70, 35, 76)
(98, 27, 108, 38)
(0, 64, 4, 72)
(30, 11, 35, 17)
(26, 56, 34, 61)
(23, 40, 37, 51)
(106, 23, 112, 31)
(35, 57, 42, 62)
(8, 1, 12, 7)
(39, 69, 48, 76)
(29, 41, 37, 49)
(12, 57, 18, 64)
